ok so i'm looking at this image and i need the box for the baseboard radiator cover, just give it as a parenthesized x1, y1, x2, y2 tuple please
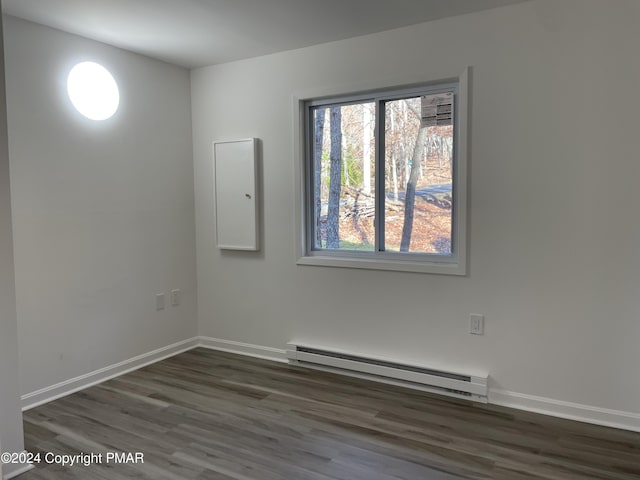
(286, 343, 488, 403)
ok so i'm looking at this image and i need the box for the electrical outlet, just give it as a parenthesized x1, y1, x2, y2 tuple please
(470, 314, 484, 335)
(170, 289, 181, 306)
(156, 293, 165, 311)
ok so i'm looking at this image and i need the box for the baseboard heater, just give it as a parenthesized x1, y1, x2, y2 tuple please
(286, 343, 488, 403)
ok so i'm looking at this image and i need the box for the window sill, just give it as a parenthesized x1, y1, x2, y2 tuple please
(296, 254, 466, 275)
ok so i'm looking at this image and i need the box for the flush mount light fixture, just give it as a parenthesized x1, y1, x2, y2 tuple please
(67, 61, 119, 121)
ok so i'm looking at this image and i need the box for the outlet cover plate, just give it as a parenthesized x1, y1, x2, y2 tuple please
(156, 293, 165, 311)
(470, 314, 484, 335)
(171, 289, 181, 306)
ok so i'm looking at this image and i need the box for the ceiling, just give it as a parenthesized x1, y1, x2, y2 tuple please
(2, 0, 527, 69)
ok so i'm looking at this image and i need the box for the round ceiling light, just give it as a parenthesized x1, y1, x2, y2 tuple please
(67, 62, 119, 121)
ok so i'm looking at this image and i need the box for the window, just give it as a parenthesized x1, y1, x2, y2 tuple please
(297, 73, 468, 274)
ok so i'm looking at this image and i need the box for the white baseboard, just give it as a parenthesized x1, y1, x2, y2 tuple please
(490, 388, 640, 433)
(21, 337, 199, 411)
(21, 337, 285, 411)
(198, 336, 287, 363)
(20, 336, 640, 433)
(3, 452, 34, 480)
(200, 339, 640, 432)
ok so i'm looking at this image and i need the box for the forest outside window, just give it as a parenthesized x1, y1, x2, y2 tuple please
(299, 79, 468, 275)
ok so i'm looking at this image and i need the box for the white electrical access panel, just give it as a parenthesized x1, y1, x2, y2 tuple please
(213, 138, 259, 250)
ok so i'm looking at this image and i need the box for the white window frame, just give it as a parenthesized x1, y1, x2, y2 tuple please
(294, 68, 469, 275)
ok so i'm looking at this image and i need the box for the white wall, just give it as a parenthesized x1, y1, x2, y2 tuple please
(0, 6, 26, 478)
(192, 0, 640, 423)
(0, 10, 24, 480)
(4, 16, 198, 395)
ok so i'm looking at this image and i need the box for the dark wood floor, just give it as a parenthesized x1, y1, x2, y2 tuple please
(20, 348, 640, 480)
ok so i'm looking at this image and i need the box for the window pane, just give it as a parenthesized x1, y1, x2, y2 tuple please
(311, 102, 375, 251)
(384, 94, 453, 255)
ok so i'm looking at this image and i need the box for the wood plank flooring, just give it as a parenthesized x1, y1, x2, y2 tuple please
(19, 348, 640, 479)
